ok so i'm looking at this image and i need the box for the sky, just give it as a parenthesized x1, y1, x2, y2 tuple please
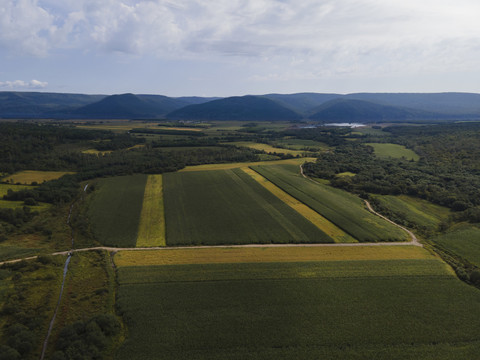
(1, 0, 480, 96)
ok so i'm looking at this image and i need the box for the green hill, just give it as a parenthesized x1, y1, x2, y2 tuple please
(168, 95, 302, 121)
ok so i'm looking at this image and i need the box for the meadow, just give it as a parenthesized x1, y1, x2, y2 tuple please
(366, 143, 420, 161)
(229, 141, 306, 156)
(2, 170, 75, 185)
(136, 175, 166, 247)
(178, 157, 316, 172)
(252, 164, 409, 242)
(371, 194, 451, 232)
(163, 168, 333, 245)
(432, 224, 480, 267)
(114, 252, 480, 360)
(88, 175, 147, 247)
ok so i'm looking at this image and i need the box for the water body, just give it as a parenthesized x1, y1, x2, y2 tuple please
(324, 123, 365, 128)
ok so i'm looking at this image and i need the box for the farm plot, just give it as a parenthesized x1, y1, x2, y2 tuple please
(163, 169, 333, 245)
(229, 141, 306, 156)
(366, 143, 420, 161)
(88, 175, 147, 247)
(253, 165, 409, 242)
(2, 170, 75, 184)
(432, 225, 480, 267)
(241, 167, 356, 242)
(136, 175, 166, 247)
(115, 256, 480, 360)
(114, 245, 435, 267)
(371, 194, 451, 232)
(0, 183, 50, 210)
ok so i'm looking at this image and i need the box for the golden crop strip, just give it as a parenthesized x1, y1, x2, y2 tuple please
(3, 170, 75, 184)
(179, 157, 317, 172)
(241, 167, 357, 243)
(114, 245, 435, 267)
(136, 175, 166, 247)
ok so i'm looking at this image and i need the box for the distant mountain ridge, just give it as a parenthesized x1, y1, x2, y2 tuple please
(1, 90, 480, 122)
(168, 95, 302, 121)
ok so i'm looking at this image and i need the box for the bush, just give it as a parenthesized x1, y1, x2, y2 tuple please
(0, 345, 20, 360)
(469, 269, 480, 285)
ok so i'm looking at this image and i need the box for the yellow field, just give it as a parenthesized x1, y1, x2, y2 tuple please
(136, 175, 166, 247)
(241, 167, 356, 243)
(229, 142, 306, 156)
(3, 171, 75, 184)
(81, 149, 113, 155)
(114, 245, 435, 267)
(179, 157, 317, 172)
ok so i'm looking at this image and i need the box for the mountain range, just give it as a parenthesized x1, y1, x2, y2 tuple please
(1, 91, 480, 122)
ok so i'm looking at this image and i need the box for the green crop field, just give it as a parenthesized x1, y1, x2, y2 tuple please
(372, 194, 451, 231)
(115, 257, 480, 360)
(366, 143, 420, 161)
(163, 169, 333, 245)
(252, 165, 408, 242)
(432, 225, 480, 266)
(272, 138, 329, 151)
(88, 175, 147, 247)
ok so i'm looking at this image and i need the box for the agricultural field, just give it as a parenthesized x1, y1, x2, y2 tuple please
(229, 141, 306, 156)
(242, 167, 355, 242)
(253, 164, 409, 242)
(2, 171, 75, 185)
(366, 143, 420, 161)
(114, 245, 434, 267)
(272, 138, 328, 151)
(179, 157, 316, 172)
(136, 175, 166, 247)
(163, 168, 333, 245)
(114, 248, 480, 360)
(88, 175, 147, 247)
(431, 225, 480, 267)
(371, 194, 451, 232)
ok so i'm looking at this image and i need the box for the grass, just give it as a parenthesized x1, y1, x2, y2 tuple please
(242, 167, 356, 242)
(179, 157, 316, 172)
(372, 194, 451, 231)
(0, 184, 51, 210)
(136, 175, 166, 247)
(48, 251, 121, 359)
(253, 164, 409, 242)
(0, 245, 42, 262)
(115, 258, 480, 360)
(431, 224, 480, 267)
(2, 170, 75, 184)
(336, 171, 356, 177)
(228, 142, 306, 156)
(366, 143, 420, 161)
(163, 168, 333, 245)
(272, 138, 328, 151)
(114, 245, 435, 267)
(81, 149, 113, 155)
(88, 175, 147, 247)
(0, 256, 64, 359)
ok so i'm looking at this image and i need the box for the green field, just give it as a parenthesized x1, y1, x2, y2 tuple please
(252, 165, 408, 242)
(163, 169, 333, 245)
(88, 175, 147, 247)
(372, 194, 451, 231)
(366, 143, 420, 161)
(272, 138, 328, 151)
(432, 225, 480, 266)
(115, 258, 480, 360)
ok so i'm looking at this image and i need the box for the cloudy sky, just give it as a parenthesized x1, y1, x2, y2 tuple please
(1, 0, 480, 96)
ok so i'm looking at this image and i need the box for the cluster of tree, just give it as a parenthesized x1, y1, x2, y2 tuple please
(0, 207, 38, 228)
(51, 314, 121, 360)
(94, 134, 145, 151)
(303, 123, 480, 223)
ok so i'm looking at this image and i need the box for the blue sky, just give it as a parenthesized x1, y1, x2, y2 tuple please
(1, 0, 480, 96)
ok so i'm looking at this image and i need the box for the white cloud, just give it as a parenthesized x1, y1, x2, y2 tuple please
(0, 79, 48, 89)
(2, 0, 480, 79)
